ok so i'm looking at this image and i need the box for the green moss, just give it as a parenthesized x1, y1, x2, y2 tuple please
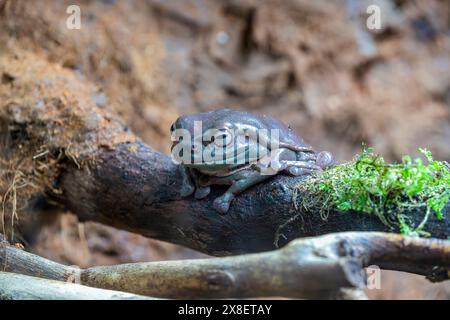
(295, 147, 450, 237)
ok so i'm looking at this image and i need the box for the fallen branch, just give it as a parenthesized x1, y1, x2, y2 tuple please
(0, 272, 154, 300)
(2, 232, 449, 299)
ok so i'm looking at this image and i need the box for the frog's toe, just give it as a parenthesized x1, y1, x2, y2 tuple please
(284, 160, 320, 176)
(195, 186, 211, 199)
(180, 183, 195, 197)
(213, 196, 232, 214)
(287, 166, 312, 176)
(316, 151, 335, 168)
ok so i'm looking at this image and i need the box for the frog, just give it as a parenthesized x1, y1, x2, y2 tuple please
(170, 108, 335, 214)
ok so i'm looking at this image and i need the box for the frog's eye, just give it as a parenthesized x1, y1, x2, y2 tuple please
(213, 129, 233, 147)
(170, 123, 176, 133)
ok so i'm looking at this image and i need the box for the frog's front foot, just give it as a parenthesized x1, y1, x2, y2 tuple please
(180, 182, 195, 197)
(213, 193, 233, 214)
(195, 186, 211, 199)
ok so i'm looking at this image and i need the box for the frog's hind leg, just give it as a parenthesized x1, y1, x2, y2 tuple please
(285, 151, 336, 176)
(281, 160, 322, 176)
(286, 166, 314, 176)
(213, 175, 271, 214)
(278, 142, 315, 154)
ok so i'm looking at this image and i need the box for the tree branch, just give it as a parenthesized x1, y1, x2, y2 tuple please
(2, 232, 449, 299)
(60, 143, 450, 255)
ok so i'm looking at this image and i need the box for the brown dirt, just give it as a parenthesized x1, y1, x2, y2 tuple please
(0, 0, 449, 299)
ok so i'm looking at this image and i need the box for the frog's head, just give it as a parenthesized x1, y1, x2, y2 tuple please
(170, 109, 236, 133)
(170, 109, 266, 170)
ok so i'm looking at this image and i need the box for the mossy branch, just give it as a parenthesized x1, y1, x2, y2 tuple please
(292, 147, 450, 239)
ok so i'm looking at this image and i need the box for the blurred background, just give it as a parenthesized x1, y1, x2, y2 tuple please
(0, 0, 449, 299)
